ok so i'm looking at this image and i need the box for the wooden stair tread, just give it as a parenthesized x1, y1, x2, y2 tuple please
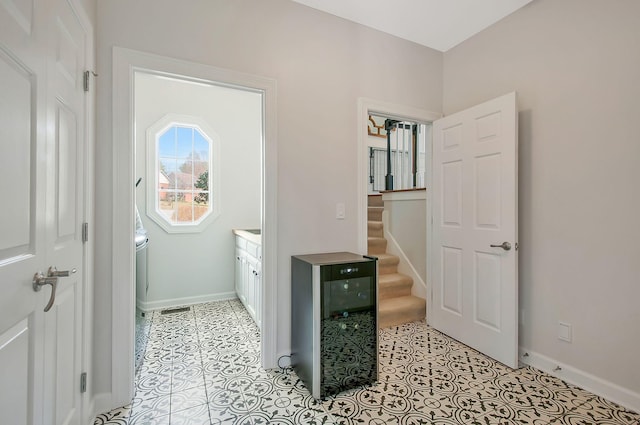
(378, 273, 412, 287)
(375, 253, 399, 265)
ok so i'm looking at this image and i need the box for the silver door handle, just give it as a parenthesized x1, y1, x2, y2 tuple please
(33, 272, 58, 312)
(47, 266, 76, 277)
(490, 242, 512, 251)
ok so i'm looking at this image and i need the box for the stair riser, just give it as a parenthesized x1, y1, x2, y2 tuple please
(368, 240, 387, 255)
(378, 263, 398, 275)
(367, 195, 384, 207)
(368, 227, 383, 238)
(379, 306, 426, 328)
(368, 208, 383, 221)
(379, 285, 412, 300)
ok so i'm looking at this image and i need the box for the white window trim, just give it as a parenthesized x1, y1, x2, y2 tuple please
(146, 113, 221, 233)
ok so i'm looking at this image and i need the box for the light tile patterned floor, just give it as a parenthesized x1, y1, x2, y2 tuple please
(95, 299, 640, 425)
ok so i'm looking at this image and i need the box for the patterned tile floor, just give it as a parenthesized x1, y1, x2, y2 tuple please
(95, 299, 640, 425)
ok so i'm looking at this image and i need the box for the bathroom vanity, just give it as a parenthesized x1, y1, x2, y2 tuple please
(233, 229, 262, 328)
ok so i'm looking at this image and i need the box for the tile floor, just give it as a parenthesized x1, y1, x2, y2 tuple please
(95, 299, 640, 425)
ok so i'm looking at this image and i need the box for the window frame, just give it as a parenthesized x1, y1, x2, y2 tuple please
(146, 113, 221, 233)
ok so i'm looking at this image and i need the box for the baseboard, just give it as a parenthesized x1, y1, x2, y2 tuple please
(519, 348, 640, 413)
(91, 392, 113, 422)
(85, 397, 96, 425)
(382, 211, 427, 300)
(137, 292, 237, 312)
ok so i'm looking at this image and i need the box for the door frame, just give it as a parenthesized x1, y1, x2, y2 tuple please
(112, 47, 278, 407)
(357, 99, 440, 273)
(76, 1, 95, 422)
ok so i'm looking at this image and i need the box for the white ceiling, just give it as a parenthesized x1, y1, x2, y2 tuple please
(290, 0, 534, 52)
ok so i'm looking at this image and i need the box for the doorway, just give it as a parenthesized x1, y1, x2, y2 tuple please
(112, 48, 278, 407)
(132, 71, 262, 374)
(358, 94, 520, 370)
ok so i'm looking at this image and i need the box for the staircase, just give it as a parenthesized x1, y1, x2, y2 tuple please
(368, 194, 426, 328)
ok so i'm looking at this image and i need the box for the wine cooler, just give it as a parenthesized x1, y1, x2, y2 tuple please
(291, 252, 378, 399)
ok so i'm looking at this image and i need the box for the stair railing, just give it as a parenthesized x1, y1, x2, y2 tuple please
(369, 120, 426, 192)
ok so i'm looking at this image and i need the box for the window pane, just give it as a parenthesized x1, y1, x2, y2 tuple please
(158, 127, 176, 157)
(158, 192, 177, 224)
(175, 190, 194, 223)
(193, 130, 209, 160)
(159, 158, 177, 187)
(176, 126, 193, 159)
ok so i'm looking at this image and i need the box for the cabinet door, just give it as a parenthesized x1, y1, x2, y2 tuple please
(235, 248, 246, 303)
(246, 258, 257, 319)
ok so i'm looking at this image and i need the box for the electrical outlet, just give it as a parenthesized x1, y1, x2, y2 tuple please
(558, 322, 572, 342)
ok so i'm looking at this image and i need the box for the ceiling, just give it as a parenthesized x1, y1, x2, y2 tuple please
(290, 0, 534, 52)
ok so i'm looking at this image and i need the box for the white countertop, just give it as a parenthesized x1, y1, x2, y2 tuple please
(233, 229, 261, 245)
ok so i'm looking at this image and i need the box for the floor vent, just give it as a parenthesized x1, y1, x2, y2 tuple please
(160, 307, 190, 315)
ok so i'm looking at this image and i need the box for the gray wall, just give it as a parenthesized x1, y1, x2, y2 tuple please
(444, 0, 640, 394)
(94, 0, 443, 396)
(134, 73, 261, 308)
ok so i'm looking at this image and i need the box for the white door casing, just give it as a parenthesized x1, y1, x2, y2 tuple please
(112, 48, 278, 407)
(0, 0, 89, 424)
(430, 92, 518, 368)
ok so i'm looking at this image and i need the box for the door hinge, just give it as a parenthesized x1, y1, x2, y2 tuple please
(83, 70, 97, 92)
(80, 372, 87, 393)
(82, 222, 89, 243)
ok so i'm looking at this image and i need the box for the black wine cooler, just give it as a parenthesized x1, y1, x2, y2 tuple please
(291, 252, 378, 399)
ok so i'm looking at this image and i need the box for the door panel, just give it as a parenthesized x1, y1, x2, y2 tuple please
(0, 319, 30, 425)
(431, 92, 518, 368)
(0, 1, 47, 424)
(48, 284, 79, 424)
(0, 50, 34, 259)
(55, 101, 79, 242)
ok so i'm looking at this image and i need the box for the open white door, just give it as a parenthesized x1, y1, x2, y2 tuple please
(430, 92, 518, 368)
(0, 0, 88, 423)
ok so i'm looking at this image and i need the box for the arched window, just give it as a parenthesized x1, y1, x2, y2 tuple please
(147, 115, 220, 233)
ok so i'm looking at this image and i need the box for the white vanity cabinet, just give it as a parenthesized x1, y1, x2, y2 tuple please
(233, 230, 262, 329)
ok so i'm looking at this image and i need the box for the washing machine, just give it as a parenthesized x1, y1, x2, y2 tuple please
(135, 207, 149, 309)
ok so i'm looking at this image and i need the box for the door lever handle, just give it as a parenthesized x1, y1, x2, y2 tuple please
(33, 272, 58, 312)
(490, 242, 512, 251)
(47, 266, 78, 277)
(47, 266, 76, 278)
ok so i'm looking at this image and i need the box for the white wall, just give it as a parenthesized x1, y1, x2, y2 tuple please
(134, 73, 261, 307)
(444, 0, 640, 399)
(385, 194, 427, 283)
(94, 0, 442, 398)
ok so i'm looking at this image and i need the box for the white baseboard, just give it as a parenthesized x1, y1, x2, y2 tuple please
(85, 397, 96, 425)
(519, 348, 640, 413)
(382, 211, 427, 300)
(137, 292, 237, 312)
(91, 392, 113, 422)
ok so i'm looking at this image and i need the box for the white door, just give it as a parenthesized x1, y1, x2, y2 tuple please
(0, 0, 87, 424)
(43, 0, 87, 423)
(430, 92, 518, 368)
